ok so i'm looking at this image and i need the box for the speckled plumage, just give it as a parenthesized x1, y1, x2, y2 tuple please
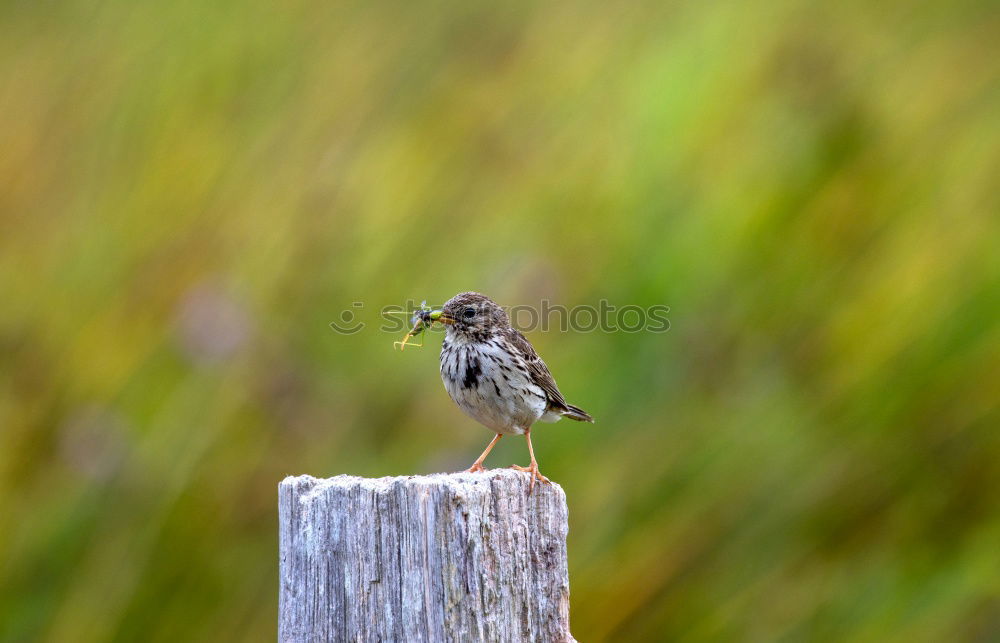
(437, 292, 593, 490)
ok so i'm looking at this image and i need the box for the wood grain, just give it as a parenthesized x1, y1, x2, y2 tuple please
(279, 470, 573, 642)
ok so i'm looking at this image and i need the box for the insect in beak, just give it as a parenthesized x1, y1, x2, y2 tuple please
(432, 311, 455, 324)
(394, 309, 450, 350)
(394, 318, 427, 350)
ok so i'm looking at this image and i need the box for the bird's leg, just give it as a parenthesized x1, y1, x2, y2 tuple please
(465, 433, 502, 473)
(510, 429, 550, 493)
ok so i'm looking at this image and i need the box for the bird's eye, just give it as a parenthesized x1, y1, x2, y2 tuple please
(463, 307, 476, 319)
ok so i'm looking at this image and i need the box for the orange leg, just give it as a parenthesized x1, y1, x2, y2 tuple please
(466, 433, 502, 473)
(510, 429, 550, 493)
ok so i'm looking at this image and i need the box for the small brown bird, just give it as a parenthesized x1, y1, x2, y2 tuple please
(435, 292, 593, 491)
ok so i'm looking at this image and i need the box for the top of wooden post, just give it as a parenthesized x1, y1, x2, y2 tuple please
(279, 470, 574, 642)
(280, 468, 567, 501)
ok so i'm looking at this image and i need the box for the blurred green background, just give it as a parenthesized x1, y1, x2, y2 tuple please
(1, 0, 998, 641)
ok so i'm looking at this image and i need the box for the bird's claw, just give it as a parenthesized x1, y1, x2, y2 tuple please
(510, 463, 550, 493)
(465, 462, 487, 474)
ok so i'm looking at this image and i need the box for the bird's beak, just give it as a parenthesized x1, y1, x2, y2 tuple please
(429, 310, 455, 325)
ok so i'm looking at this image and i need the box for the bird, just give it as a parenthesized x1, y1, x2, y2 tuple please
(433, 292, 593, 491)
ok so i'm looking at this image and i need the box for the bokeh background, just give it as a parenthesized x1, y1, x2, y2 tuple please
(2, 0, 998, 641)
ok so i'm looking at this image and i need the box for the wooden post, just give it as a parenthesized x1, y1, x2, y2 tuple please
(279, 470, 574, 642)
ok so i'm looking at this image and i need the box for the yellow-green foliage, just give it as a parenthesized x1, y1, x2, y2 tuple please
(1, 0, 997, 641)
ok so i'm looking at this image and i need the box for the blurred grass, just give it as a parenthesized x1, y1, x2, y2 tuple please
(1, 0, 998, 641)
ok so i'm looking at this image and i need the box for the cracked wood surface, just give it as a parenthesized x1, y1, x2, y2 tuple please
(279, 470, 574, 642)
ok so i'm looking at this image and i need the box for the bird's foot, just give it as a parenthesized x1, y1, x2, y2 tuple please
(510, 463, 550, 493)
(465, 462, 487, 474)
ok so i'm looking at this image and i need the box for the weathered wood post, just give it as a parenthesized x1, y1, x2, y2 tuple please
(278, 470, 574, 642)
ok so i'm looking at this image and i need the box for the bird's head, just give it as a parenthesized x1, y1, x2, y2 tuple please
(436, 292, 509, 340)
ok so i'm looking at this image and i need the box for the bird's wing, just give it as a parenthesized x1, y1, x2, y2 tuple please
(504, 328, 569, 410)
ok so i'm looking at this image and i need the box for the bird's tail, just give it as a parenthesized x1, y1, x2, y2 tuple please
(562, 404, 594, 423)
